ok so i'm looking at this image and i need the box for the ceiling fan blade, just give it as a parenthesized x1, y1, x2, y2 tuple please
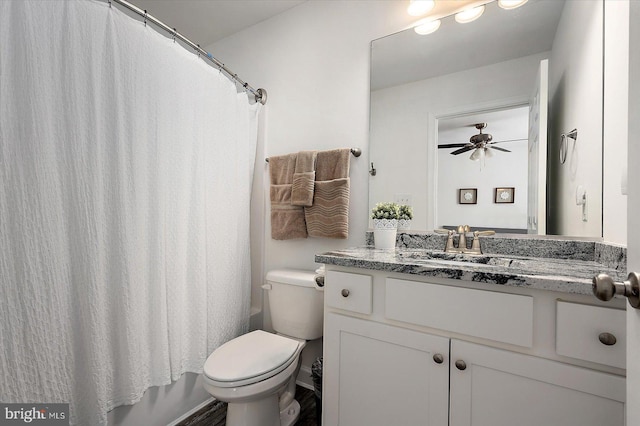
(489, 146, 511, 153)
(451, 146, 475, 155)
(438, 143, 468, 148)
(490, 138, 528, 144)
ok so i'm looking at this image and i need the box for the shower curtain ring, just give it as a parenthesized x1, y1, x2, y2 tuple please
(197, 44, 201, 58)
(108, 0, 112, 7)
(143, 10, 147, 26)
(172, 28, 177, 42)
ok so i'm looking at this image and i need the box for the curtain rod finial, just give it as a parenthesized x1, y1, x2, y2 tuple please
(256, 88, 267, 105)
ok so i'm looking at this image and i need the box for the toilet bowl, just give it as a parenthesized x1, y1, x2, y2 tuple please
(203, 330, 306, 426)
(202, 269, 324, 426)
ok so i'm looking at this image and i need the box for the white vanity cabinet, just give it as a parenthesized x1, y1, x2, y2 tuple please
(322, 269, 626, 426)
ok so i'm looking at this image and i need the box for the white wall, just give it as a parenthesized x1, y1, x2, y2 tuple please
(370, 53, 547, 230)
(546, 0, 603, 237)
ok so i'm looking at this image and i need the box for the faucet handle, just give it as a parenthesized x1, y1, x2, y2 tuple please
(435, 228, 455, 235)
(473, 230, 495, 237)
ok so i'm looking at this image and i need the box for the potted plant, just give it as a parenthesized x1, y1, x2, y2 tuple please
(371, 202, 399, 249)
(398, 204, 413, 231)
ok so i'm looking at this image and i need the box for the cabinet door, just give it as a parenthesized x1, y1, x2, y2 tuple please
(323, 313, 449, 426)
(449, 340, 625, 426)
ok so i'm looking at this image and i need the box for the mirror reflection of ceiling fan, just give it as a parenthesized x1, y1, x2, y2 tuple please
(438, 123, 527, 161)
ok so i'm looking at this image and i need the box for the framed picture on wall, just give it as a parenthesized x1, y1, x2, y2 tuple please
(495, 187, 515, 204)
(458, 188, 477, 204)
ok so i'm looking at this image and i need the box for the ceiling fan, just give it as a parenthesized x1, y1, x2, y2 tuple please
(438, 123, 527, 160)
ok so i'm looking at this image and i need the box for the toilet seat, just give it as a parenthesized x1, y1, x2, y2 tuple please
(204, 330, 302, 388)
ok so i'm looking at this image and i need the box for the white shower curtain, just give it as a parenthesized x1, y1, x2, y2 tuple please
(0, 1, 261, 424)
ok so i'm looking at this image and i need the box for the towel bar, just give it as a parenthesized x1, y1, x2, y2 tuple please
(266, 148, 361, 162)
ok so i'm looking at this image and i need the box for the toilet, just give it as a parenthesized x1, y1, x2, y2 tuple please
(202, 269, 324, 426)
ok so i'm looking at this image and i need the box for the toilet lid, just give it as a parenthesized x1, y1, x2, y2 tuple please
(204, 330, 300, 383)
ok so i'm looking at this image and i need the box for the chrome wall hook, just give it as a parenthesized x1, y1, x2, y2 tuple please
(369, 162, 377, 176)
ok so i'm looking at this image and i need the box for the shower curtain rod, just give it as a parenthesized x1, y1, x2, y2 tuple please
(109, 0, 267, 105)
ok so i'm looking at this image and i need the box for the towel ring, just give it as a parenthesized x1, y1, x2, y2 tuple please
(559, 128, 578, 164)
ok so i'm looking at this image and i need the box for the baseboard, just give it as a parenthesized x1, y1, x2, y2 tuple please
(166, 397, 215, 426)
(296, 365, 314, 391)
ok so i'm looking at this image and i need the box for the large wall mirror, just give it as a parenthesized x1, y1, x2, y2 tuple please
(369, 0, 604, 237)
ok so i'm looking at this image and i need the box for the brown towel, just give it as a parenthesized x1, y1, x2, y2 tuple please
(291, 151, 317, 207)
(269, 154, 308, 240)
(305, 178, 350, 238)
(305, 148, 351, 239)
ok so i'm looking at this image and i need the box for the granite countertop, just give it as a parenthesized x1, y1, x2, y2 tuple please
(315, 245, 627, 296)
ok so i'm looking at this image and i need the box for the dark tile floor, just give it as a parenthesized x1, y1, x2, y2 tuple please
(176, 385, 318, 426)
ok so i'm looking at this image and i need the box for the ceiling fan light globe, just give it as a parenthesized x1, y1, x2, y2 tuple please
(485, 147, 493, 158)
(470, 148, 481, 161)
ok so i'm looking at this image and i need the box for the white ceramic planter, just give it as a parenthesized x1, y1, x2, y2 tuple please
(398, 219, 412, 231)
(373, 219, 398, 250)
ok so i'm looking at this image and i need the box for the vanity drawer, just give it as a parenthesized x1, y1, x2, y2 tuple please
(385, 278, 533, 347)
(326, 271, 372, 315)
(556, 301, 625, 369)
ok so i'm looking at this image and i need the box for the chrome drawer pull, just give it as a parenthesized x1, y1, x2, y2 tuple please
(341, 289, 350, 298)
(598, 332, 617, 346)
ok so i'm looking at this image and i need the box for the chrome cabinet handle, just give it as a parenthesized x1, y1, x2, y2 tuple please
(433, 353, 444, 364)
(455, 360, 467, 371)
(593, 272, 640, 309)
(598, 332, 617, 346)
(341, 289, 350, 298)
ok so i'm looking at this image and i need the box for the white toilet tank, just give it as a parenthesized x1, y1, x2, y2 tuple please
(264, 269, 324, 340)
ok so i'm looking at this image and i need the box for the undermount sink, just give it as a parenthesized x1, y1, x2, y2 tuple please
(396, 250, 493, 264)
(396, 250, 543, 270)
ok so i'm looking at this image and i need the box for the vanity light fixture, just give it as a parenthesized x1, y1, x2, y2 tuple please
(498, 0, 528, 10)
(455, 5, 485, 24)
(414, 18, 441, 35)
(407, 0, 436, 17)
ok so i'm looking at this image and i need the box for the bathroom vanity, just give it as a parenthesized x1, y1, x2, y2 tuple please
(317, 235, 627, 426)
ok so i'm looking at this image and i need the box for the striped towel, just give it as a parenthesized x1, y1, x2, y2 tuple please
(305, 149, 351, 239)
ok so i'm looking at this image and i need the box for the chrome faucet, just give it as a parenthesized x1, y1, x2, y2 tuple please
(435, 226, 495, 254)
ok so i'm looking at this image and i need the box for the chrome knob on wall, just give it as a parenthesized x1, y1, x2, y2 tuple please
(593, 272, 640, 309)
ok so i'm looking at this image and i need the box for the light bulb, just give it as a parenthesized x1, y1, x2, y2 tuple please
(498, 0, 528, 10)
(407, 0, 435, 17)
(414, 19, 441, 35)
(455, 5, 485, 24)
